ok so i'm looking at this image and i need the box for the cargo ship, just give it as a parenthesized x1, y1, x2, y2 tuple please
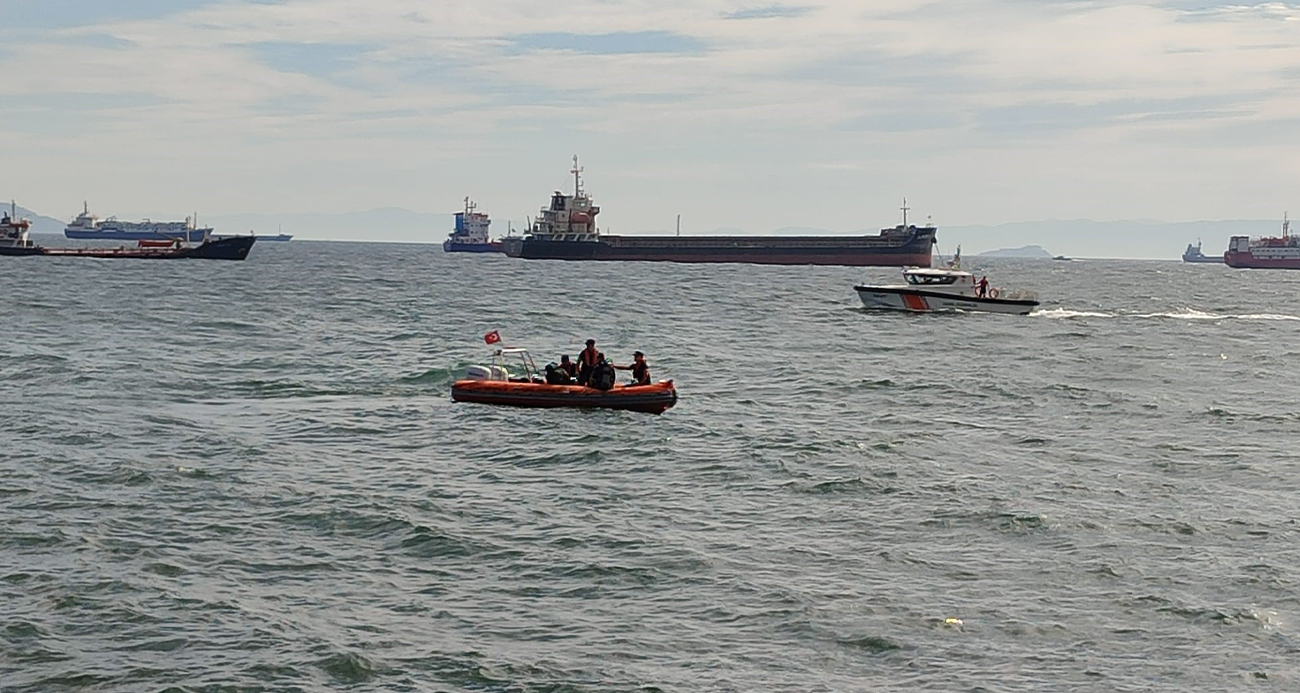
(502, 158, 937, 267)
(1182, 240, 1223, 263)
(443, 197, 503, 253)
(1, 203, 253, 260)
(65, 202, 214, 242)
(1225, 214, 1300, 269)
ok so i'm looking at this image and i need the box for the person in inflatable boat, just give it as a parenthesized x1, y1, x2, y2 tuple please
(577, 339, 600, 386)
(614, 351, 651, 386)
(589, 353, 617, 391)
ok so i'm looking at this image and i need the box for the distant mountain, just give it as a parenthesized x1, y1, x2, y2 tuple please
(978, 244, 1053, 258)
(935, 219, 1275, 260)
(0, 200, 65, 234)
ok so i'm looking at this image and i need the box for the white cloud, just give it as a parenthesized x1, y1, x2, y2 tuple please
(1, 0, 1299, 239)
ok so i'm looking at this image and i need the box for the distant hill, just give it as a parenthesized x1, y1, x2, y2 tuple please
(978, 245, 1053, 258)
(937, 219, 1275, 260)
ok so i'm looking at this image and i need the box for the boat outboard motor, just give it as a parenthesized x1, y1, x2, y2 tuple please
(464, 365, 493, 381)
(465, 365, 509, 381)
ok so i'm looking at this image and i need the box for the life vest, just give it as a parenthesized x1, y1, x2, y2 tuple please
(579, 347, 599, 368)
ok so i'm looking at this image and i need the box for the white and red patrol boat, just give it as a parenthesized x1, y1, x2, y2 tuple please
(1225, 214, 1300, 269)
(853, 250, 1040, 315)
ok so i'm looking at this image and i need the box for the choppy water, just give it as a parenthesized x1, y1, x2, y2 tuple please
(4, 244, 1300, 691)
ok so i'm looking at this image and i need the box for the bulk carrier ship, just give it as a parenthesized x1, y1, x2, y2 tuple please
(502, 158, 937, 267)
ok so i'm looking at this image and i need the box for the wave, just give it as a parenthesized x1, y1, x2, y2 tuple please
(1033, 308, 1300, 321)
(1032, 308, 1114, 319)
(398, 367, 458, 386)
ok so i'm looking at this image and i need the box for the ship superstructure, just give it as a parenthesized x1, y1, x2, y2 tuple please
(0, 202, 33, 250)
(443, 197, 502, 253)
(65, 202, 214, 242)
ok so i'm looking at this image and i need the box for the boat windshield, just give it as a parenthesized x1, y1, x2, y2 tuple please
(906, 273, 959, 285)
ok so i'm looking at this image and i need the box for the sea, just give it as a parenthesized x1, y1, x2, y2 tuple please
(4, 242, 1300, 692)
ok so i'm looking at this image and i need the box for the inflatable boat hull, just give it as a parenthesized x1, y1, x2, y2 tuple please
(451, 379, 678, 414)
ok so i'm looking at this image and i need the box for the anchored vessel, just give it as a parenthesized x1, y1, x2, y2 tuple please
(1, 203, 254, 260)
(65, 202, 215, 242)
(503, 158, 937, 267)
(1183, 240, 1223, 263)
(443, 197, 502, 253)
(854, 251, 1040, 315)
(1225, 215, 1300, 269)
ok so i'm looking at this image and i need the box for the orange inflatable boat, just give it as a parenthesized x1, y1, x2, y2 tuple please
(451, 379, 678, 414)
(450, 347, 678, 414)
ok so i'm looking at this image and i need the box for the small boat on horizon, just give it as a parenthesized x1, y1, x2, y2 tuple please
(853, 250, 1039, 315)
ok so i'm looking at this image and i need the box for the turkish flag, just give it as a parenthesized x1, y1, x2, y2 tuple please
(483, 330, 501, 345)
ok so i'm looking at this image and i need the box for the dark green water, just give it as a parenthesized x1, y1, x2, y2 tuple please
(3, 243, 1299, 691)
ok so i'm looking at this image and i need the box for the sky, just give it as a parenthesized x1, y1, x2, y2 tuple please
(1, 0, 1298, 241)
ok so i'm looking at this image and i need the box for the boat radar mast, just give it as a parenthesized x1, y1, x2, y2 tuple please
(571, 155, 584, 198)
(901, 198, 910, 228)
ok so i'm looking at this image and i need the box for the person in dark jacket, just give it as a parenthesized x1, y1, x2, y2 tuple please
(558, 354, 578, 379)
(589, 353, 617, 390)
(614, 351, 652, 386)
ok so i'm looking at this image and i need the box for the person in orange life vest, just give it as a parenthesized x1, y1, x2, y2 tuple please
(614, 351, 651, 386)
(558, 354, 578, 379)
(977, 276, 989, 298)
(576, 339, 600, 386)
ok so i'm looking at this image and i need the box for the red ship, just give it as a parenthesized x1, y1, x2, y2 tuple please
(1225, 214, 1300, 269)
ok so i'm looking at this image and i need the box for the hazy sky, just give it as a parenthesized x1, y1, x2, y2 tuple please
(2, 0, 1298, 238)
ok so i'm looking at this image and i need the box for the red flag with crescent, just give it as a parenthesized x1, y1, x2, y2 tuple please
(483, 330, 501, 345)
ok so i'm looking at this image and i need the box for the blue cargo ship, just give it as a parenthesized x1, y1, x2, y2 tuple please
(443, 198, 502, 253)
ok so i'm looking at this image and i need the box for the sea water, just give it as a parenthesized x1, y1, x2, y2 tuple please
(3, 244, 1299, 691)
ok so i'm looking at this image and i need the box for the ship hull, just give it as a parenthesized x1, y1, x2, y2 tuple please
(66, 228, 213, 242)
(506, 234, 936, 267)
(1225, 252, 1300, 269)
(213, 234, 292, 242)
(443, 240, 504, 253)
(0, 236, 255, 260)
(854, 286, 1039, 315)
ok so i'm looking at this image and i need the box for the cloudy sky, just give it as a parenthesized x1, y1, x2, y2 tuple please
(1, 0, 1298, 239)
